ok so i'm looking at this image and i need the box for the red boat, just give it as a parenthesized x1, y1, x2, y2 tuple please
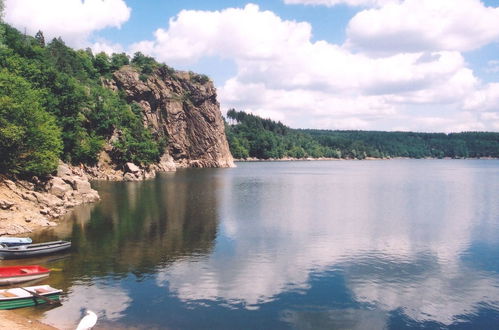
(0, 266, 50, 286)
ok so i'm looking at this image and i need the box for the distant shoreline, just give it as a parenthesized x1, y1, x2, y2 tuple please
(234, 156, 499, 162)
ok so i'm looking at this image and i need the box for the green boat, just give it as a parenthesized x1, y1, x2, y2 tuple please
(0, 285, 62, 310)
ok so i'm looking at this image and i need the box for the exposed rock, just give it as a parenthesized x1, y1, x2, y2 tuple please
(17, 180, 35, 191)
(56, 162, 72, 179)
(0, 224, 32, 235)
(49, 177, 72, 198)
(144, 169, 156, 180)
(1, 65, 236, 234)
(113, 66, 234, 169)
(101, 77, 118, 92)
(125, 162, 140, 173)
(3, 180, 17, 192)
(71, 178, 92, 193)
(0, 200, 14, 210)
(0, 161, 100, 234)
(154, 153, 176, 172)
(123, 172, 138, 181)
(21, 192, 37, 202)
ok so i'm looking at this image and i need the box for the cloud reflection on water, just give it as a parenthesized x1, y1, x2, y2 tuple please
(156, 161, 499, 326)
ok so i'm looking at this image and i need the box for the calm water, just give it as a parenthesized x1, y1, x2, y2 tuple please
(4, 160, 499, 329)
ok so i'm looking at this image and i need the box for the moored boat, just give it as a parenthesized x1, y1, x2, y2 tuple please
(0, 237, 32, 247)
(0, 241, 71, 260)
(0, 265, 50, 285)
(0, 285, 62, 309)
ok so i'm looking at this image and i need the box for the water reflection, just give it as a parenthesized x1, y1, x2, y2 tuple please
(8, 160, 499, 329)
(157, 161, 499, 328)
(23, 170, 222, 328)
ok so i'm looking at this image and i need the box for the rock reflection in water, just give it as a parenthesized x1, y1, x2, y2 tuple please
(28, 169, 221, 328)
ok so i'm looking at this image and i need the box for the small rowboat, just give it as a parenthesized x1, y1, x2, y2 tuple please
(0, 285, 62, 309)
(0, 241, 71, 260)
(0, 266, 50, 286)
(0, 237, 32, 247)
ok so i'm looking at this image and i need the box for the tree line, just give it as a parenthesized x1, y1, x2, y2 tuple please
(225, 109, 499, 160)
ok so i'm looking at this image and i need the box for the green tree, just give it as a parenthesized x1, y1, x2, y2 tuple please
(110, 52, 130, 71)
(35, 30, 45, 47)
(93, 52, 111, 75)
(0, 70, 62, 176)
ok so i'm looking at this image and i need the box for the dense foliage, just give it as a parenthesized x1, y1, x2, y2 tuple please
(225, 109, 499, 160)
(0, 70, 62, 175)
(0, 23, 163, 176)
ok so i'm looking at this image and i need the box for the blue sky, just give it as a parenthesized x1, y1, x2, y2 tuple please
(4, 0, 499, 132)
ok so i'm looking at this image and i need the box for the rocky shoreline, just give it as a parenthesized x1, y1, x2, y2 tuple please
(0, 155, 185, 235)
(0, 162, 100, 235)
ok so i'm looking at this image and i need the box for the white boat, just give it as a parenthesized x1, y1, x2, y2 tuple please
(0, 285, 62, 309)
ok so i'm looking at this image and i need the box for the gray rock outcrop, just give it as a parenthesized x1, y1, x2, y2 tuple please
(113, 66, 234, 169)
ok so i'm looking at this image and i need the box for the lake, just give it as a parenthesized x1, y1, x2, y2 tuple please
(7, 160, 499, 329)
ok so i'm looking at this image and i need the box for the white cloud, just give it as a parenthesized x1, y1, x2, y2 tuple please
(91, 40, 125, 55)
(346, 0, 499, 53)
(131, 4, 491, 131)
(463, 83, 499, 112)
(4, 0, 131, 47)
(156, 169, 499, 325)
(283, 0, 397, 7)
(6, 0, 496, 132)
(131, 4, 313, 65)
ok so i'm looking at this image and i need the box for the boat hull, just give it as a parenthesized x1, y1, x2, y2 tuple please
(0, 273, 50, 286)
(0, 293, 61, 310)
(0, 285, 62, 310)
(0, 241, 71, 260)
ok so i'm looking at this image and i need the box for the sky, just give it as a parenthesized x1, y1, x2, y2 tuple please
(3, 0, 499, 132)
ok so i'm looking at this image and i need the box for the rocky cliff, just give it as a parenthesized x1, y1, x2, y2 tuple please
(110, 66, 234, 170)
(0, 66, 234, 234)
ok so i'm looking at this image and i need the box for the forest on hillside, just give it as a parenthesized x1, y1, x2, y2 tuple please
(0, 23, 171, 177)
(225, 109, 499, 160)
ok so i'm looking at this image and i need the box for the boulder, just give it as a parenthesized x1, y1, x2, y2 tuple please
(123, 172, 137, 181)
(82, 191, 100, 203)
(49, 177, 73, 198)
(125, 162, 141, 173)
(72, 178, 92, 193)
(56, 162, 72, 178)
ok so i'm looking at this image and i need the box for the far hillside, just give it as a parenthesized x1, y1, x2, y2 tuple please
(225, 109, 499, 160)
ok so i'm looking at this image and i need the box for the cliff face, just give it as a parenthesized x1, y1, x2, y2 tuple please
(112, 66, 234, 169)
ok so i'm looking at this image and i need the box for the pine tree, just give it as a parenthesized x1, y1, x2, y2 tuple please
(35, 30, 45, 47)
